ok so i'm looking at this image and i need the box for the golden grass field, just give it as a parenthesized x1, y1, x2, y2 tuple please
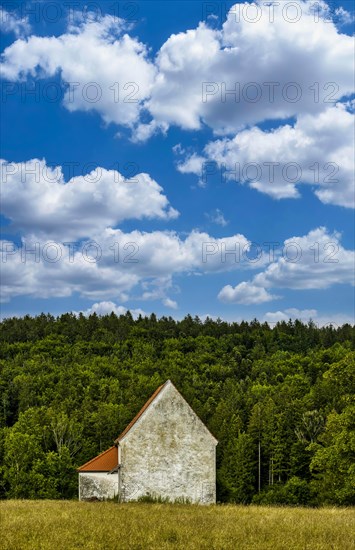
(0, 500, 354, 550)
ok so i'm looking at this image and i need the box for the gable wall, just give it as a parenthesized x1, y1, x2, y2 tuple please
(119, 383, 216, 503)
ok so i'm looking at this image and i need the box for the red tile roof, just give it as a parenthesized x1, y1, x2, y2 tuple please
(77, 445, 118, 472)
(77, 381, 167, 472)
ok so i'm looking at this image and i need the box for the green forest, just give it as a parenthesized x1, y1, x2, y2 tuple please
(0, 313, 354, 505)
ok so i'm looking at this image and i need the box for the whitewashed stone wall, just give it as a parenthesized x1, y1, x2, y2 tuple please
(79, 472, 118, 501)
(119, 382, 217, 504)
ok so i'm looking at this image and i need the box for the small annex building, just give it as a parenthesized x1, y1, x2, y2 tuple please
(77, 380, 218, 504)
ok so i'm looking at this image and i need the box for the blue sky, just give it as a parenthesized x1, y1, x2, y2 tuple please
(0, 0, 354, 325)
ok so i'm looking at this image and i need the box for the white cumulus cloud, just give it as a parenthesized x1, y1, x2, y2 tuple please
(218, 282, 277, 305)
(218, 227, 355, 305)
(263, 308, 355, 327)
(0, 14, 156, 129)
(147, 0, 353, 135)
(78, 301, 146, 318)
(0, 7, 31, 37)
(0, 228, 250, 303)
(162, 297, 178, 309)
(205, 209, 229, 227)
(178, 104, 355, 208)
(1, 2, 353, 137)
(0, 159, 178, 240)
(263, 308, 318, 323)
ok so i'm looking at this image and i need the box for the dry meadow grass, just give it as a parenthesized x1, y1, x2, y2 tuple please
(0, 500, 354, 550)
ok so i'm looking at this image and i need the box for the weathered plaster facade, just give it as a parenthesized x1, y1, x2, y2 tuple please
(79, 471, 118, 501)
(78, 380, 217, 504)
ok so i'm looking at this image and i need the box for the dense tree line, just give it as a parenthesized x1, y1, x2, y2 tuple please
(0, 312, 354, 505)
